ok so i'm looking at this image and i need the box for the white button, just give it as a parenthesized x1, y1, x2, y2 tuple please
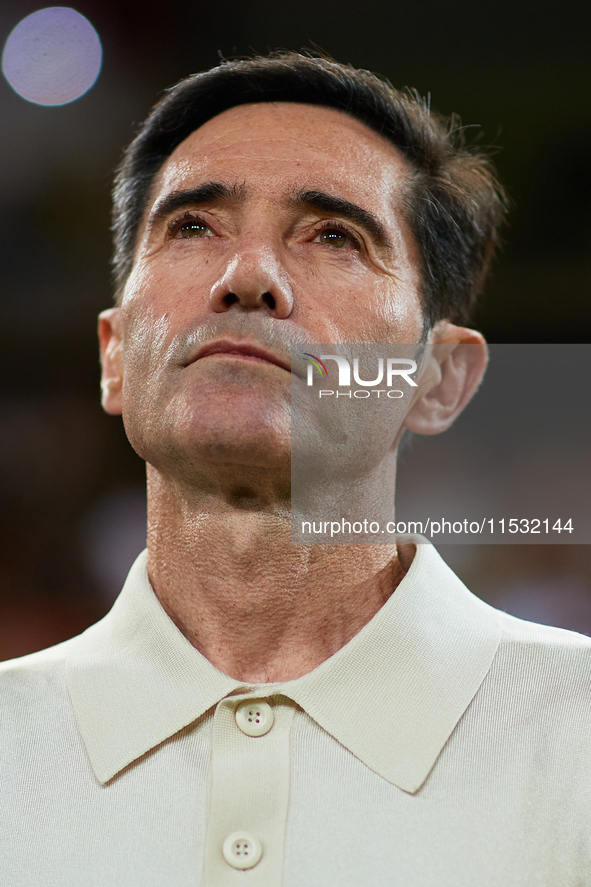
(222, 831, 263, 869)
(235, 700, 274, 736)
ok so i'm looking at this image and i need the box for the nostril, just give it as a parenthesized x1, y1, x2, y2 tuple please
(214, 288, 281, 312)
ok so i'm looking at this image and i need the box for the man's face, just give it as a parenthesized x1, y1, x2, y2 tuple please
(101, 102, 426, 479)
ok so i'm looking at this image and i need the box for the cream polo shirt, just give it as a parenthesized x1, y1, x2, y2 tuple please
(1, 541, 590, 886)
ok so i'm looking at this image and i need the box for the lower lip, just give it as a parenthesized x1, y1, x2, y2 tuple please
(198, 352, 285, 369)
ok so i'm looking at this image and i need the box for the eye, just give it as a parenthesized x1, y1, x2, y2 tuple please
(167, 212, 215, 239)
(314, 223, 359, 250)
(178, 219, 213, 239)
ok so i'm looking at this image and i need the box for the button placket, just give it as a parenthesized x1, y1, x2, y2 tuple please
(201, 693, 295, 885)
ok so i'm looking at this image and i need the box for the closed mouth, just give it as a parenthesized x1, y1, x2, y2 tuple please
(188, 339, 291, 373)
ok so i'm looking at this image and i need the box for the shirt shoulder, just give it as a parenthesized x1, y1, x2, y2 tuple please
(496, 607, 591, 663)
(0, 636, 78, 719)
(0, 634, 76, 672)
(482, 609, 591, 730)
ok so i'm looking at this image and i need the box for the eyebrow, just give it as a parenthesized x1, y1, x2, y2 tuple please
(147, 182, 393, 251)
(289, 189, 393, 251)
(148, 181, 246, 227)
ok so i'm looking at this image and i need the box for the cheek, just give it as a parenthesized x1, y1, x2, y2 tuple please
(122, 252, 218, 323)
(120, 302, 172, 401)
(369, 284, 424, 342)
(303, 279, 423, 344)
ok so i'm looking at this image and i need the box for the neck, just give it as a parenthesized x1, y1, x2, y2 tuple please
(145, 463, 409, 683)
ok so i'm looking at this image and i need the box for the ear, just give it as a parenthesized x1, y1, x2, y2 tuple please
(403, 322, 488, 436)
(98, 308, 123, 416)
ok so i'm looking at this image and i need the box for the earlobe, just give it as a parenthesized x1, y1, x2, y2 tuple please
(403, 324, 488, 436)
(98, 308, 124, 416)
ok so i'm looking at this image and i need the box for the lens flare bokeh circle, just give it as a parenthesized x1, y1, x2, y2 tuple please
(2, 7, 102, 106)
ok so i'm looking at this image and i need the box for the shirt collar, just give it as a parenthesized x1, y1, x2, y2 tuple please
(67, 541, 500, 792)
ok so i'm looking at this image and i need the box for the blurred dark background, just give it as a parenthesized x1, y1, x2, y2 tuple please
(1, 0, 591, 660)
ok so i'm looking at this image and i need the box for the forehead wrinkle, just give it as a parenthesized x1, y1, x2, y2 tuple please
(138, 102, 415, 255)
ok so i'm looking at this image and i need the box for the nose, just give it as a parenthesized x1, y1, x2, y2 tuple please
(209, 243, 294, 318)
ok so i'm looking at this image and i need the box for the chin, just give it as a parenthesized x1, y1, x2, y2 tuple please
(123, 380, 292, 472)
(187, 432, 290, 469)
(135, 410, 291, 475)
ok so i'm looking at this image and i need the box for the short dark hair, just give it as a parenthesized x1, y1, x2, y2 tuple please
(112, 51, 508, 327)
